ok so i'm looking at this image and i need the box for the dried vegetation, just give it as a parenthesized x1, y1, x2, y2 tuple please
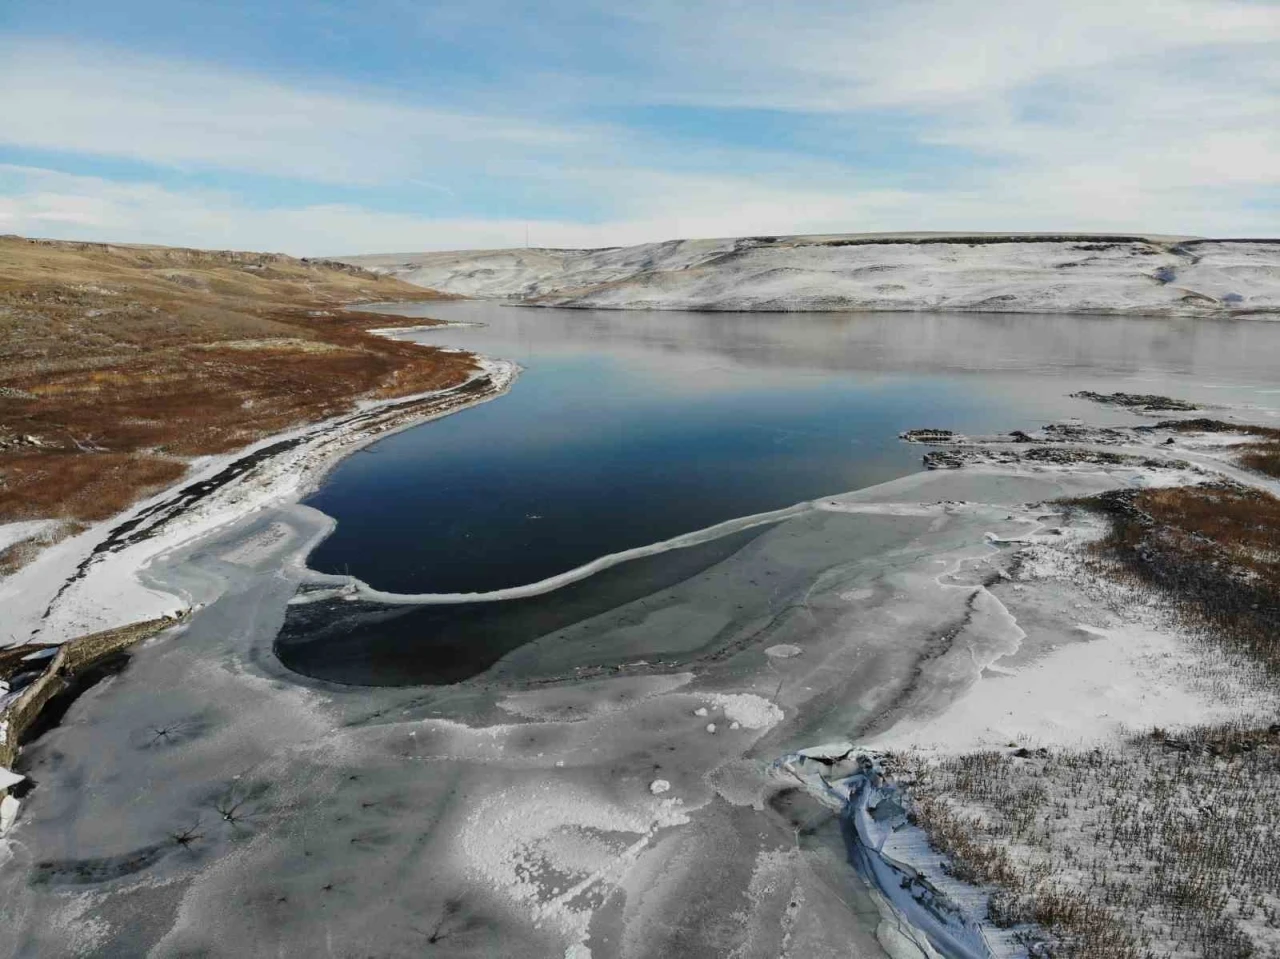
(1079, 484, 1280, 675)
(1153, 419, 1280, 480)
(899, 723, 1280, 959)
(0, 235, 470, 545)
(893, 482, 1280, 957)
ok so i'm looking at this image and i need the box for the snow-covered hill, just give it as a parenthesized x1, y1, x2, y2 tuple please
(342, 233, 1280, 316)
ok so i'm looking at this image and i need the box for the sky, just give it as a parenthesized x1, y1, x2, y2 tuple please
(1, 0, 1277, 254)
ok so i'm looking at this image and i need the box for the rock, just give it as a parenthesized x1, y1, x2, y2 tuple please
(649, 779, 671, 795)
(1069, 390, 1198, 412)
(694, 707, 708, 717)
(705, 723, 717, 734)
(900, 429, 955, 443)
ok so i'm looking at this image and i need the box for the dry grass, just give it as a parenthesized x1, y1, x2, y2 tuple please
(0, 452, 188, 522)
(1238, 445, 1280, 479)
(890, 482, 1280, 956)
(1154, 419, 1280, 479)
(898, 722, 1280, 959)
(1075, 484, 1280, 676)
(0, 235, 472, 540)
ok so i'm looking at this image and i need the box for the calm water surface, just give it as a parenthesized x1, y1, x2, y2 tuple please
(281, 304, 1280, 684)
(306, 303, 1280, 595)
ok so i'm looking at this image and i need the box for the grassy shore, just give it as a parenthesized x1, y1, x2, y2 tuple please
(891, 479, 1280, 957)
(0, 235, 471, 570)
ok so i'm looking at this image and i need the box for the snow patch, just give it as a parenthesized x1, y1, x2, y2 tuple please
(703, 693, 784, 731)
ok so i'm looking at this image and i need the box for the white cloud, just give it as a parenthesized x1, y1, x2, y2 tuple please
(0, 164, 916, 252)
(3, 164, 1274, 257)
(615, 0, 1280, 111)
(0, 41, 586, 186)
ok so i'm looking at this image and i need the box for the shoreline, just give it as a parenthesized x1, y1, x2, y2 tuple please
(1, 410, 1276, 955)
(772, 419, 1280, 958)
(0, 351, 519, 649)
(2, 313, 1280, 952)
(505, 298, 1280, 319)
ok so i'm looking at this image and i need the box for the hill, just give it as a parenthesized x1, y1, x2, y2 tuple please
(0, 235, 469, 568)
(343, 233, 1280, 316)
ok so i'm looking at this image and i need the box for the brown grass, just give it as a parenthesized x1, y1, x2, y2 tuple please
(889, 481, 1280, 957)
(1073, 483, 1280, 675)
(1239, 445, 1280, 478)
(0, 235, 473, 541)
(0, 452, 187, 522)
(898, 723, 1280, 958)
(1154, 418, 1280, 479)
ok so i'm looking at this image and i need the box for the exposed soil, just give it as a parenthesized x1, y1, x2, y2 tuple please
(920, 446, 1176, 470)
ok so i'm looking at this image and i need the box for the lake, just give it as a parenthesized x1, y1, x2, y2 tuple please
(277, 303, 1280, 684)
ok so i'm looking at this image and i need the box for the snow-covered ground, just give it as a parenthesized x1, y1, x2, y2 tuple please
(776, 420, 1280, 958)
(343, 234, 1280, 316)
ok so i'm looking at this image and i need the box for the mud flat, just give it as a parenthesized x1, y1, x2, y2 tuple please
(3, 401, 1276, 957)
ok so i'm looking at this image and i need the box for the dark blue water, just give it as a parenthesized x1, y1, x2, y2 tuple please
(304, 303, 1280, 596)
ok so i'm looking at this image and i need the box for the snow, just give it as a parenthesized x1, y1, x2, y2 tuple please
(774, 421, 1280, 956)
(458, 780, 690, 956)
(344, 236, 1280, 317)
(872, 621, 1273, 752)
(777, 750, 1001, 959)
(703, 693, 785, 731)
(0, 520, 59, 553)
(0, 767, 24, 791)
(764, 644, 803, 659)
(0, 795, 18, 836)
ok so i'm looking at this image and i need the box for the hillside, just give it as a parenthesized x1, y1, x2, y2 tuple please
(0, 235, 470, 569)
(344, 233, 1280, 316)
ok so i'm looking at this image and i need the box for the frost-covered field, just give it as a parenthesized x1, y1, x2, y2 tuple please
(779, 417, 1280, 959)
(344, 234, 1280, 317)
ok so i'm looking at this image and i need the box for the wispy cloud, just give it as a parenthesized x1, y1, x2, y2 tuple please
(607, 0, 1280, 110)
(0, 41, 586, 186)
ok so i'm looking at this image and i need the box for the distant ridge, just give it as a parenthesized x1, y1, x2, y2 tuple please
(341, 233, 1280, 317)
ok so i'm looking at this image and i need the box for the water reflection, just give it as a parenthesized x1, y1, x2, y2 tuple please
(303, 303, 1280, 596)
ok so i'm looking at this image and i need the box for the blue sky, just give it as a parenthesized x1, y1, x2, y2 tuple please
(1, 0, 1277, 253)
